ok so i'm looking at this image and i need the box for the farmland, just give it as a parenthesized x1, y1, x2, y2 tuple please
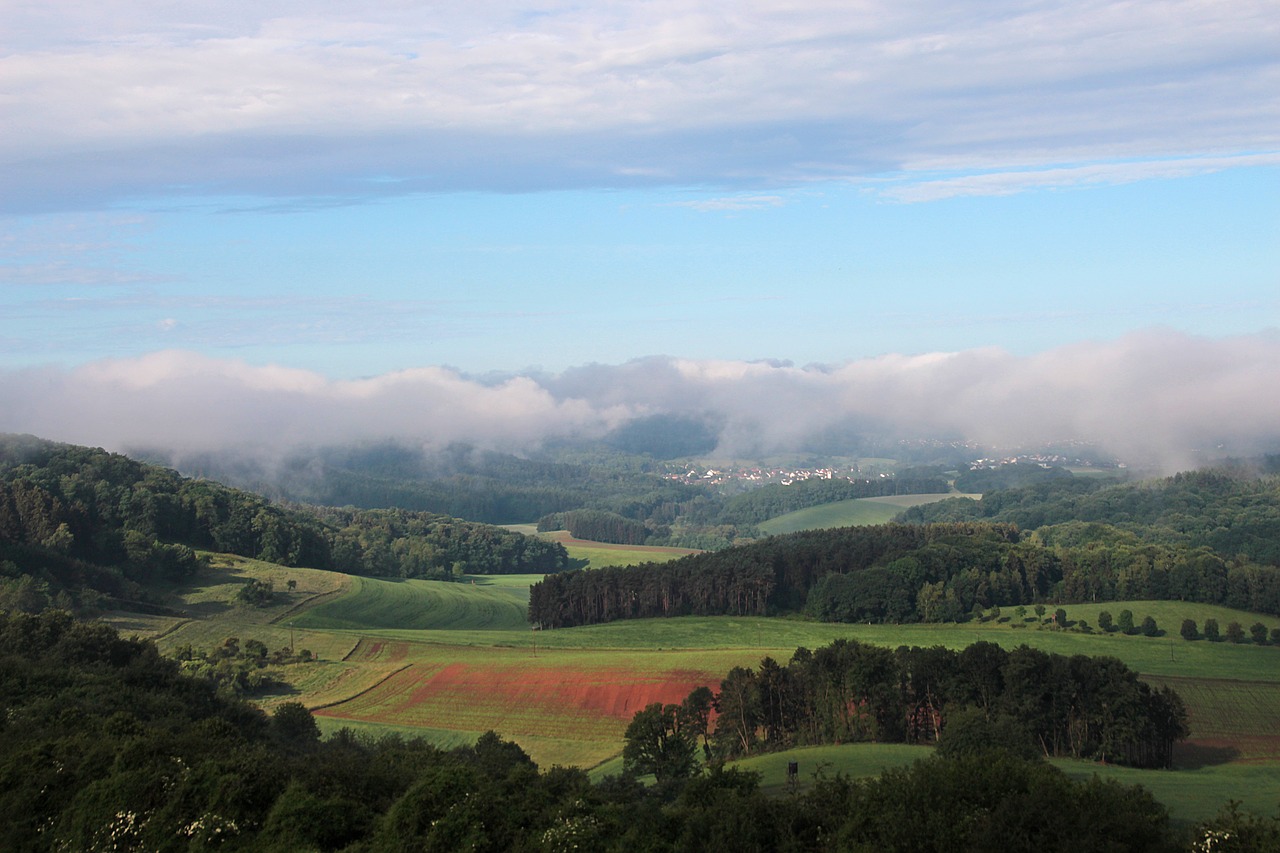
(538, 529, 702, 568)
(122, 552, 1280, 822)
(757, 492, 973, 535)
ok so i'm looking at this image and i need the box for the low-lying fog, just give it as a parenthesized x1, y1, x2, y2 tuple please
(3, 328, 1277, 473)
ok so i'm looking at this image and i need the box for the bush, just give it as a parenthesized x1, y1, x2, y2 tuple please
(1180, 619, 1198, 641)
(1203, 618, 1220, 641)
(236, 579, 276, 607)
(1250, 622, 1269, 645)
(1140, 616, 1159, 637)
(1117, 609, 1135, 634)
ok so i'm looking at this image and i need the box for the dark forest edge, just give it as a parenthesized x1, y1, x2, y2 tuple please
(529, 521, 1280, 628)
(3, 608, 1267, 853)
(0, 434, 567, 615)
(530, 464, 1280, 628)
(150, 439, 964, 548)
(627, 638, 1187, 777)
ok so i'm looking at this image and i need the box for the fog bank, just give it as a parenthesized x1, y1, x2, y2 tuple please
(2, 329, 1277, 471)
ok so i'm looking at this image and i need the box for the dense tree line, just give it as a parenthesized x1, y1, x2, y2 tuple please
(536, 508, 652, 545)
(531, 523, 1017, 628)
(0, 436, 566, 611)
(0, 610, 1197, 851)
(663, 638, 1187, 770)
(167, 441, 713, 526)
(951, 461, 1081, 494)
(717, 475, 949, 526)
(313, 506, 567, 577)
(906, 466, 1280, 566)
(530, 517, 1280, 629)
(163, 440, 958, 546)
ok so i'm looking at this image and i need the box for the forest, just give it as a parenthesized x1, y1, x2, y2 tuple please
(0, 435, 566, 613)
(3, 436, 1280, 850)
(904, 464, 1280, 565)
(530, 466, 1280, 628)
(634, 638, 1187, 771)
(159, 440, 953, 547)
(0, 609, 1218, 853)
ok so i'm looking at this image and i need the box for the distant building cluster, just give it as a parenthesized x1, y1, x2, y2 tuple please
(661, 463, 876, 487)
(966, 453, 1126, 471)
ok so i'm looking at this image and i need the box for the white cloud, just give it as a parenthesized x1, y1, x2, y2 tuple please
(882, 153, 1280, 202)
(2, 329, 1277, 471)
(2, 1, 1277, 209)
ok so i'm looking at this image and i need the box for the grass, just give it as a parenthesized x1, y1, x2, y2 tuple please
(502, 528, 703, 570)
(1050, 760, 1280, 826)
(535, 532, 700, 570)
(110, 556, 1280, 822)
(734, 743, 932, 793)
(290, 575, 532, 631)
(758, 493, 972, 535)
(725, 742, 1280, 826)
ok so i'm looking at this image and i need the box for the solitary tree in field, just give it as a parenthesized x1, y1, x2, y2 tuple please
(1140, 616, 1159, 637)
(1180, 619, 1198, 641)
(1054, 608, 1068, 629)
(1225, 621, 1245, 644)
(1203, 618, 1220, 641)
(1250, 622, 1269, 645)
(1098, 611, 1114, 632)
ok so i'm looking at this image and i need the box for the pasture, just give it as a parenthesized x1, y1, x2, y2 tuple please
(758, 492, 972, 535)
(539, 530, 702, 569)
(729, 742, 1280, 826)
(291, 574, 531, 631)
(124, 557, 1280, 819)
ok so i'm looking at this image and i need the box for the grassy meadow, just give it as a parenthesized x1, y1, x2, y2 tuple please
(758, 492, 974, 535)
(108, 551, 1280, 821)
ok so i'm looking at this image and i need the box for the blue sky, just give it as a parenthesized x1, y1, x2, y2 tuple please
(1, 1, 1278, 462)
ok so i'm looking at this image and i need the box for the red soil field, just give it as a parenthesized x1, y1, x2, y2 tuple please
(314, 661, 719, 741)
(343, 638, 411, 663)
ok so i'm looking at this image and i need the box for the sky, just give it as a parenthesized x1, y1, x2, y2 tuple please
(2, 1, 1279, 465)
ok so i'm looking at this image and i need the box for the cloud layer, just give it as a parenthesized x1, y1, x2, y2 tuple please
(3, 1, 1277, 210)
(3, 329, 1277, 470)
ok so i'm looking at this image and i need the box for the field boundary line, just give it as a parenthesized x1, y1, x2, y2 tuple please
(1146, 673, 1280, 687)
(336, 637, 363, 661)
(149, 618, 194, 642)
(309, 662, 414, 712)
(269, 584, 351, 625)
(341, 637, 372, 662)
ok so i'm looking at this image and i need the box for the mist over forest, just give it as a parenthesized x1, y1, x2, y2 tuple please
(2, 329, 1278, 475)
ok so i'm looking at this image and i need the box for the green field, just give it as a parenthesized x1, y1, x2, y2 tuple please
(291, 574, 532, 631)
(116, 557, 1280, 820)
(530, 530, 701, 570)
(758, 493, 975, 535)
(728, 742, 1280, 826)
